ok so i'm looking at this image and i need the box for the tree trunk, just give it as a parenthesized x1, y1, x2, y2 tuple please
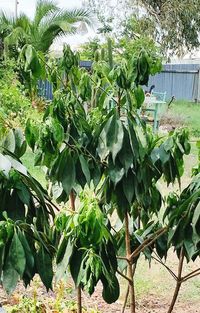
(70, 191, 82, 313)
(125, 212, 136, 313)
(167, 248, 184, 313)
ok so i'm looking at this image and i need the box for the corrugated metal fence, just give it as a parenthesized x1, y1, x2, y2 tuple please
(38, 62, 200, 102)
(148, 63, 200, 101)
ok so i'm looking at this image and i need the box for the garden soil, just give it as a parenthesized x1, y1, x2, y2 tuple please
(0, 280, 199, 313)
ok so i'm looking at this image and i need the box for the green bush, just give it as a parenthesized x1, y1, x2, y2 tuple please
(0, 60, 31, 123)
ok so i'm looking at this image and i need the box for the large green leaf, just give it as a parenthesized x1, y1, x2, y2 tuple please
(14, 128, 27, 158)
(134, 86, 145, 108)
(101, 274, 120, 304)
(61, 152, 76, 195)
(69, 247, 85, 286)
(118, 126, 133, 174)
(9, 232, 26, 277)
(25, 119, 38, 151)
(56, 241, 73, 282)
(123, 171, 134, 204)
(18, 231, 35, 285)
(192, 202, 200, 231)
(106, 112, 124, 162)
(16, 183, 31, 206)
(0, 154, 11, 177)
(108, 158, 125, 186)
(36, 246, 53, 290)
(3, 261, 19, 294)
(79, 155, 90, 185)
(3, 129, 15, 153)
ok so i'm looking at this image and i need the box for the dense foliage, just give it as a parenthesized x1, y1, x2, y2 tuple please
(0, 130, 56, 294)
(0, 60, 31, 138)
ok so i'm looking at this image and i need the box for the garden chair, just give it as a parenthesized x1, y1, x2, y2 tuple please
(141, 91, 167, 132)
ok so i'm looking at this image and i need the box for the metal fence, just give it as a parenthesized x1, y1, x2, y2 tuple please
(38, 62, 200, 102)
(148, 64, 200, 101)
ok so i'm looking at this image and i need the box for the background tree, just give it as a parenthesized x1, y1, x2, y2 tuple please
(86, 0, 200, 57)
(137, 0, 200, 56)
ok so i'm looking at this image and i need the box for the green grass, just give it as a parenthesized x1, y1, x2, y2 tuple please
(168, 100, 200, 138)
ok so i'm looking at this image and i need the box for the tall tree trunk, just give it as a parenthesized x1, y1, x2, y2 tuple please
(70, 191, 82, 313)
(167, 248, 184, 313)
(125, 212, 136, 313)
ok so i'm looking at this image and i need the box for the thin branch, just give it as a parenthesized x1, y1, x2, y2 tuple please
(182, 272, 200, 283)
(121, 285, 129, 313)
(117, 269, 133, 284)
(117, 256, 129, 261)
(182, 268, 200, 283)
(151, 255, 178, 280)
(130, 227, 168, 261)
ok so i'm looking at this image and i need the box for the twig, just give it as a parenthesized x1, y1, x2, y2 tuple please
(182, 270, 200, 283)
(117, 256, 129, 261)
(129, 227, 168, 261)
(151, 255, 178, 280)
(121, 285, 129, 313)
(117, 269, 132, 284)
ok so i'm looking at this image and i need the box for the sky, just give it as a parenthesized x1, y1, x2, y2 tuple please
(0, 0, 97, 51)
(0, 0, 83, 15)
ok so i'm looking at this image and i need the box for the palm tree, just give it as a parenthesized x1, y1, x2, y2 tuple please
(0, 0, 91, 55)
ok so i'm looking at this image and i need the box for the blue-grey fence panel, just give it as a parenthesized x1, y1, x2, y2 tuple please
(148, 63, 200, 101)
(38, 80, 53, 100)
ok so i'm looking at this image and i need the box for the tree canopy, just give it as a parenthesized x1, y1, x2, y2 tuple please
(86, 0, 200, 56)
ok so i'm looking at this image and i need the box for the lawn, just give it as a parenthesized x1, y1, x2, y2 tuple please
(163, 100, 200, 138)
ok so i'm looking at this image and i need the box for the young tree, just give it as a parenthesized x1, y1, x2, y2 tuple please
(24, 45, 195, 313)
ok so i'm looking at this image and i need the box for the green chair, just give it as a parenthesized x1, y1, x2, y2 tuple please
(151, 91, 167, 102)
(141, 91, 167, 132)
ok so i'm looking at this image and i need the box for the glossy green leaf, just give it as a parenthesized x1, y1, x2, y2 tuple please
(79, 155, 90, 185)
(61, 152, 76, 196)
(3, 261, 19, 294)
(123, 171, 134, 204)
(9, 232, 26, 277)
(108, 159, 125, 186)
(56, 241, 73, 282)
(134, 86, 145, 108)
(0, 154, 11, 177)
(101, 274, 120, 304)
(3, 129, 15, 153)
(36, 246, 53, 290)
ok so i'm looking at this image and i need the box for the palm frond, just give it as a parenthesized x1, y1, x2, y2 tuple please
(0, 11, 14, 26)
(15, 14, 31, 32)
(34, 0, 59, 26)
(0, 1, 93, 54)
(38, 23, 76, 52)
(0, 11, 14, 37)
(53, 8, 92, 26)
(4, 26, 29, 46)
